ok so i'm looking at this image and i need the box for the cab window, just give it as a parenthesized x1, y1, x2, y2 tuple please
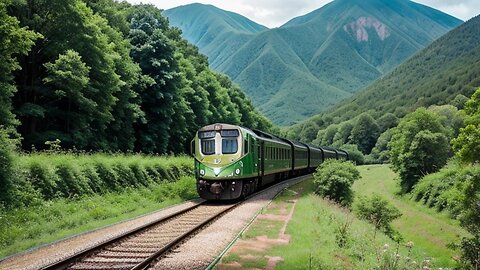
(201, 139, 215, 155)
(222, 139, 238, 154)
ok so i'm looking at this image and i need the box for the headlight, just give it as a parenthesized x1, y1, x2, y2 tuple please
(235, 168, 240, 175)
(200, 169, 205, 176)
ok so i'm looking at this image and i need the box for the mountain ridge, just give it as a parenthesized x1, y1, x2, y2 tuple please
(164, 1, 463, 125)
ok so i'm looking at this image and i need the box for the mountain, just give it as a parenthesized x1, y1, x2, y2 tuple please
(164, 1, 462, 125)
(163, 4, 267, 68)
(290, 15, 480, 139)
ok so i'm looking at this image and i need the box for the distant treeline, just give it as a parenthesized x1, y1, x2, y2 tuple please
(0, 0, 273, 154)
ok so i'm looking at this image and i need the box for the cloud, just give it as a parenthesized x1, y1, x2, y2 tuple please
(414, 0, 479, 20)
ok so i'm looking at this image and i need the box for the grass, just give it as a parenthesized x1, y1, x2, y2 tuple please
(353, 164, 467, 266)
(0, 174, 197, 259)
(216, 164, 466, 269)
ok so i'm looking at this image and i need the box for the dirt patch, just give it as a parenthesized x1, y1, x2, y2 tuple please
(216, 192, 300, 269)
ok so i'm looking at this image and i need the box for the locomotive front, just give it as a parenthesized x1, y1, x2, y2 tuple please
(192, 123, 257, 200)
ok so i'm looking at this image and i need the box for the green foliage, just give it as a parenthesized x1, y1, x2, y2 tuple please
(389, 108, 451, 193)
(350, 113, 380, 154)
(291, 15, 480, 142)
(354, 194, 402, 238)
(453, 87, 480, 164)
(313, 160, 360, 207)
(0, 128, 15, 205)
(369, 129, 394, 163)
(411, 162, 464, 213)
(3, 0, 272, 154)
(0, 0, 40, 133)
(5, 153, 193, 208)
(339, 144, 365, 165)
(0, 175, 197, 258)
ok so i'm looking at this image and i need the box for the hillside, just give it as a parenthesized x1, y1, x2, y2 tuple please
(291, 15, 480, 140)
(164, 0, 462, 125)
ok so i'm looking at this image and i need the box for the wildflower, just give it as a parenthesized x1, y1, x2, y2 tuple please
(406, 241, 414, 248)
(423, 266, 429, 270)
(412, 260, 417, 265)
(383, 243, 389, 250)
(395, 253, 400, 258)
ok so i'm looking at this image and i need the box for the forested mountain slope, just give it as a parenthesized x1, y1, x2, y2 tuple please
(288, 15, 480, 142)
(165, 0, 462, 125)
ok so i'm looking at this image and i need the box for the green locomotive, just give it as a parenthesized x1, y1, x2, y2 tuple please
(191, 123, 348, 200)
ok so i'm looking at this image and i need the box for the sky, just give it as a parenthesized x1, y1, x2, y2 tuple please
(125, 0, 479, 28)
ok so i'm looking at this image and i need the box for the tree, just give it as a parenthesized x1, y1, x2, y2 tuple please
(0, 0, 39, 133)
(129, 5, 182, 153)
(321, 124, 339, 146)
(11, 0, 124, 150)
(389, 108, 451, 192)
(350, 113, 380, 154)
(43, 50, 91, 147)
(452, 88, 480, 164)
(377, 113, 398, 133)
(354, 194, 402, 238)
(332, 121, 353, 147)
(313, 160, 360, 207)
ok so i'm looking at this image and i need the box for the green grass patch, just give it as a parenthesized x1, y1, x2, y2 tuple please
(218, 165, 466, 269)
(243, 219, 284, 239)
(353, 164, 467, 266)
(0, 176, 197, 258)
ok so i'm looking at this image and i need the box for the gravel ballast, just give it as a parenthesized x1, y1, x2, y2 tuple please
(0, 200, 203, 270)
(150, 175, 311, 270)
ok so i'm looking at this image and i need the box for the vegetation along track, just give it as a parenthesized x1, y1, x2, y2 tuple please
(43, 202, 236, 270)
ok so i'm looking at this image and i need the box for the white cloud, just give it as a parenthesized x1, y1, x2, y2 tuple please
(126, 0, 480, 27)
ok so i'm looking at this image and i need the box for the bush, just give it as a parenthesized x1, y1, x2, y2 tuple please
(4, 153, 193, 207)
(313, 159, 360, 207)
(0, 128, 15, 205)
(354, 194, 402, 238)
(340, 144, 365, 165)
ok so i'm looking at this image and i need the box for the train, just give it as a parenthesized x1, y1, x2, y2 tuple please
(191, 123, 348, 200)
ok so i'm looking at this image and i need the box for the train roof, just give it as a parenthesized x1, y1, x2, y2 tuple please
(250, 129, 291, 147)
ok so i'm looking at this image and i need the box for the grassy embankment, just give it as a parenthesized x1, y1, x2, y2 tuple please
(217, 164, 466, 269)
(0, 153, 196, 258)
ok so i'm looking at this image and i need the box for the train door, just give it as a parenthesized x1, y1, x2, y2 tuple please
(259, 142, 264, 176)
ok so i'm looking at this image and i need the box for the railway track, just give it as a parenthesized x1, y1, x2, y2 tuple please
(42, 202, 237, 270)
(37, 176, 308, 270)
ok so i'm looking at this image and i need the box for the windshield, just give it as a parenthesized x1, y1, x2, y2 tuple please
(222, 139, 238, 154)
(199, 129, 240, 155)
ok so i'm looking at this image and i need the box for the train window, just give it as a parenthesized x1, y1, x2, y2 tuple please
(222, 139, 238, 154)
(220, 130, 239, 137)
(244, 139, 249, 154)
(199, 131, 215, 139)
(201, 139, 215, 155)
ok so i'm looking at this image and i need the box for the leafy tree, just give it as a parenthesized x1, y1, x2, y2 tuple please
(129, 5, 182, 153)
(354, 194, 402, 238)
(370, 129, 393, 163)
(339, 144, 365, 165)
(377, 113, 398, 133)
(321, 124, 339, 146)
(453, 88, 480, 164)
(350, 113, 380, 154)
(0, 0, 39, 133)
(313, 160, 360, 207)
(42, 50, 91, 147)
(332, 121, 353, 147)
(12, 0, 123, 150)
(389, 108, 451, 192)
(428, 105, 464, 138)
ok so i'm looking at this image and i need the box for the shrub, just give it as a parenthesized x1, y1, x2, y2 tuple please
(0, 128, 15, 204)
(313, 160, 360, 207)
(354, 194, 402, 238)
(340, 144, 365, 165)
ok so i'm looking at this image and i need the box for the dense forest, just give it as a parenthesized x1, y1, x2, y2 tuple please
(0, 0, 273, 155)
